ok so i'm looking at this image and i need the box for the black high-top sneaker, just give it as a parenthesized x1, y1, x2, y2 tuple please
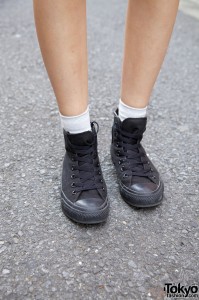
(61, 122, 109, 224)
(111, 110, 164, 207)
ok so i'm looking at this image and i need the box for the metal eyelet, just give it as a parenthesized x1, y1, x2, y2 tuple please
(71, 182, 75, 187)
(71, 174, 75, 179)
(72, 190, 76, 195)
(100, 179, 103, 183)
(120, 167, 124, 172)
(118, 160, 122, 165)
(123, 173, 128, 178)
(91, 121, 99, 134)
(71, 157, 75, 161)
(98, 171, 101, 175)
(102, 187, 105, 190)
(71, 166, 74, 171)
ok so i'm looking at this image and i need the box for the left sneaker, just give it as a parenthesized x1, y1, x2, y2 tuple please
(61, 122, 109, 224)
(111, 110, 164, 207)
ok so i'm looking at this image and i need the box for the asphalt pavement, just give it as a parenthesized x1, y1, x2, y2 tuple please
(0, 0, 199, 299)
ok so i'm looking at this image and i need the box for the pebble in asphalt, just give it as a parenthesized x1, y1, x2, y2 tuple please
(0, 0, 199, 299)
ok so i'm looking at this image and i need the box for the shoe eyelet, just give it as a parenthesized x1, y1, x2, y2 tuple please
(71, 174, 75, 179)
(118, 160, 122, 165)
(123, 173, 128, 178)
(71, 182, 75, 187)
(98, 171, 101, 175)
(71, 166, 74, 171)
(120, 167, 124, 172)
(72, 190, 76, 195)
(100, 179, 103, 183)
(102, 187, 105, 190)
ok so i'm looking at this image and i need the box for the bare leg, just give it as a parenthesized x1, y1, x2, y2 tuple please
(121, 0, 179, 108)
(33, 0, 88, 116)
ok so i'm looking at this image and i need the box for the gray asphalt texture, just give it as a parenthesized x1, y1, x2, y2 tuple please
(0, 1, 199, 299)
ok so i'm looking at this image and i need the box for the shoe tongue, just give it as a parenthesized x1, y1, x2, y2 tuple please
(68, 130, 94, 146)
(121, 117, 147, 134)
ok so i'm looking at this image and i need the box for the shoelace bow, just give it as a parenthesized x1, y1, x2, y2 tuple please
(116, 127, 154, 179)
(69, 142, 104, 193)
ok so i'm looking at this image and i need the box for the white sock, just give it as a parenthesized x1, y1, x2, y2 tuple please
(118, 98, 147, 121)
(59, 106, 91, 134)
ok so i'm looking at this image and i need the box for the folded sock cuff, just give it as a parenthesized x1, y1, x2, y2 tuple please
(59, 106, 91, 134)
(119, 98, 147, 121)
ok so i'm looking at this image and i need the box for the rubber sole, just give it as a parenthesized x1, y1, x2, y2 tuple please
(61, 194, 110, 224)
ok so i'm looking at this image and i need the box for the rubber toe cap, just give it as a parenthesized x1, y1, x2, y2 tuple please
(130, 182, 158, 194)
(76, 198, 106, 212)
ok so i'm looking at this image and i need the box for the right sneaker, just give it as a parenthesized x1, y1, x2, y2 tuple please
(61, 122, 109, 224)
(111, 110, 164, 207)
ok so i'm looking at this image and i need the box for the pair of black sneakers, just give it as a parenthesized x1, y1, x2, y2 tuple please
(61, 110, 164, 224)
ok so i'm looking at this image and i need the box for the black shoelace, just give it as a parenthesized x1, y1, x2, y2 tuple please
(115, 127, 154, 179)
(69, 141, 104, 194)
